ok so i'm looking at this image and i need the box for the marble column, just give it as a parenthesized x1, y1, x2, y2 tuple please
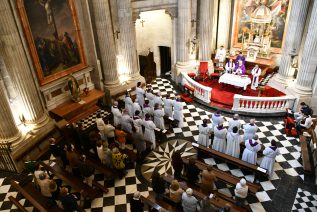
(116, 0, 142, 82)
(217, 0, 231, 49)
(293, 0, 317, 95)
(274, 0, 310, 85)
(0, 0, 48, 126)
(199, 0, 212, 61)
(90, 0, 119, 87)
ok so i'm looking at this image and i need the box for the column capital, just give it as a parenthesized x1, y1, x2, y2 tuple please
(165, 7, 177, 19)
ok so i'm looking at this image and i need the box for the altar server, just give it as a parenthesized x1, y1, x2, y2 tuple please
(234, 60, 246, 75)
(153, 92, 163, 107)
(228, 114, 241, 133)
(251, 65, 262, 90)
(225, 126, 241, 158)
(143, 100, 153, 116)
(260, 140, 280, 177)
(243, 119, 258, 141)
(173, 96, 184, 128)
(211, 110, 225, 131)
(225, 59, 235, 74)
(121, 109, 133, 133)
(136, 82, 145, 107)
(198, 119, 212, 147)
(143, 113, 156, 149)
(133, 98, 142, 118)
(212, 122, 227, 153)
(153, 103, 165, 130)
(133, 110, 143, 135)
(215, 45, 227, 63)
(242, 135, 261, 165)
(163, 94, 173, 118)
(124, 92, 134, 117)
(145, 88, 155, 108)
(111, 101, 122, 127)
(235, 51, 245, 65)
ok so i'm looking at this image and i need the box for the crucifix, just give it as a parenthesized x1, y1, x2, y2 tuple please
(191, 19, 196, 28)
(140, 20, 145, 27)
(114, 30, 120, 39)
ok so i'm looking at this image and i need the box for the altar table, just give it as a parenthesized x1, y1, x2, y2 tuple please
(218, 73, 251, 90)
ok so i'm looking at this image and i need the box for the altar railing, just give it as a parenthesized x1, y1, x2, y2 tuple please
(232, 94, 296, 113)
(181, 72, 212, 103)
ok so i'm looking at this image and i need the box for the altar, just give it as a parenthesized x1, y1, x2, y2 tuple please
(219, 73, 251, 90)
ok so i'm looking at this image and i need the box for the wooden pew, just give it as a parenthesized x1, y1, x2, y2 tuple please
(39, 161, 100, 199)
(8, 196, 28, 212)
(10, 180, 63, 212)
(182, 158, 260, 194)
(192, 143, 268, 180)
(140, 195, 168, 211)
(299, 135, 313, 173)
(162, 175, 247, 212)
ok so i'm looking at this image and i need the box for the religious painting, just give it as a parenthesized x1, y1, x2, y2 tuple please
(17, 0, 86, 85)
(232, 0, 290, 53)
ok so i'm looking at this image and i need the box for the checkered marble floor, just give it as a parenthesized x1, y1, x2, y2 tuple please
(77, 109, 110, 130)
(292, 188, 317, 211)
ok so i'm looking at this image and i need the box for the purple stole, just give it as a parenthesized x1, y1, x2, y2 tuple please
(249, 139, 258, 147)
(217, 126, 223, 131)
(214, 114, 221, 117)
(270, 146, 277, 151)
(202, 123, 207, 127)
(133, 116, 140, 120)
(143, 104, 150, 108)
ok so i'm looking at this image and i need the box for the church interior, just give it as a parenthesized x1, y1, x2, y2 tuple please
(0, 0, 317, 211)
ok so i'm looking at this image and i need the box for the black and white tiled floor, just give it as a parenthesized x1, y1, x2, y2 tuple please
(0, 77, 316, 212)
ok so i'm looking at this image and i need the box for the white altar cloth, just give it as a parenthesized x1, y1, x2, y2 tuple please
(218, 73, 251, 90)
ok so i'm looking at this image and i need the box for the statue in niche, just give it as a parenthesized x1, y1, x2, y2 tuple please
(67, 74, 81, 102)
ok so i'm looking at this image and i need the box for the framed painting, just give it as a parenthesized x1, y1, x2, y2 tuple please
(232, 0, 290, 53)
(17, 0, 87, 86)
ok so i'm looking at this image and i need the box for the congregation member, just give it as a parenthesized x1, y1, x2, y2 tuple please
(153, 92, 163, 107)
(219, 204, 231, 212)
(212, 122, 227, 153)
(78, 155, 95, 187)
(242, 134, 261, 165)
(225, 126, 241, 158)
(198, 119, 212, 147)
(186, 158, 200, 183)
(235, 51, 245, 65)
(133, 110, 143, 135)
(201, 166, 217, 193)
(296, 113, 313, 135)
(215, 45, 226, 63)
(143, 100, 153, 116)
(121, 109, 133, 133)
(225, 58, 235, 74)
(228, 114, 241, 132)
(66, 144, 80, 176)
(234, 59, 246, 75)
(153, 103, 165, 130)
(143, 113, 157, 149)
(124, 92, 134, 117)
(151, 169, 165, 198)
(111, 101, 122, 127)
(59, 187, 80, 212)
(136, 82, 145, 107)
(104, 120, 115, 144)
(251, 64, 262, 90)
(38, 172, 53, 198)
(172, 150, 183, 179)
(182, 188, 199, 212)
(145, 88, 155, 108)
(168, 180, 184, 204)
(243, 119, 258, 140)
(260, 140, 280, 177)
(96, 113, 106, 141)
(234, 178, 248, 206)
(115, 125, 127, 149)
(200, 196, 217, 212)
(173, 96, 184, 128)
(163, 94, 173, 117)
(130, 191, 144, 212)
(133, 98, 142, 118)
(96, 141, 112, 168)
(211, 110, 225, 131)
(74, 123, 87, 150)
(112, 147, 128, 178)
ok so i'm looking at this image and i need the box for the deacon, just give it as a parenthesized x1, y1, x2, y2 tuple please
(136, 82, 145, 107)
(111, 101, 122, 127)
(211, 110, 225, 131)
(173, 96, 184, 128)
(133, 98, 142, 118)
(215, 45, 227, 63)
(233, 60, 246, 75)
(228, 114, 241, 132)
(153, 103, 165, 130)
(225, 59, 235, 74)
(212, 122, 227, 153)
(251, 65, 262, 90)
(242, 134, 261, 165)
(235, 51, 245, 65)
(124, 92, 134, 117)
(198, 119, 212, 147)
(163, 94, 173, 118)
(143, 113, 157, 149)
(260, 140, 280, 177)
(143, 100, 153, 116)
(153, 92, 163, 107)
(225, 126, 241, 158)
(121, 109, 133, 133)
(243, 119, 258, 141)
(133, 110, 143, 135)
(145, 88, 155, 109)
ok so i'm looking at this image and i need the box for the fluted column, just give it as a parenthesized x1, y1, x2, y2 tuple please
(274, 0, 310, 85)
(90, 0, 119, 87)
(116, 0, 142, 82)
(217, 0, 231, 48)
(199, 0, 212, 61)
(0, 0, 48, 126)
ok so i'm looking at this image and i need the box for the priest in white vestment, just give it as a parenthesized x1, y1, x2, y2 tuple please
(225, 59, 235, 74)
(225, 126, 241, 158)
(212, 122, 227, 153)
(133, 98, 142, 118)
(136, 82, 145, 107)
(133, 110, 143, 135)
(243, 119, 258, 141)
(234, 178, 248, 204)
(153, 92, 163, 107)
(143, 114, 156, 149)
(173, 97, 184, 128)
(228, 114, 241, 132)
(121, 109, 133, 133)
(145, 89, 155, 109)
(260, 140, 280, 177)
(251, 65, 262, 90)
(124, 92, 134, 117)
(153, 104, 165, 130)
(211, 111, 225, 131)
(198, 119, 212, 147)
(143, 100, 153, 116)
(111, 101, 122, 127)
(242, 135, 261, 165)
(163, 95, 173, 118)
(215, 45, 226, 62)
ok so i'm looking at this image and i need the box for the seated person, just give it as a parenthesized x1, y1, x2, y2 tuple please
(235, 51, 245, 65)
(215, 45, 226, 63)
(296, 113, 313, 135)
(225, 59, 235, 74)
(59, 187, 80, 212)
(234, 178, 248, 206)
(233, 60, 246, 75)
(112, 147, 128, 178)
(151, 168, 165, 198)
(182, 188, 199, 212)
(130, 191, 144, 212)
(294, 102, 313, 123)
(168, 180, 184, 204)
(186, 158, 200, 183)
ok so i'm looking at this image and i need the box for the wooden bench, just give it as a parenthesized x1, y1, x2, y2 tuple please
(140, 195, 168, 211)
(182, 158, 260, 194)
(192, 143, 268, 180)
(300, 135, 313, 174)
(39, 161, 100, 199)
(10, 180, 63, 212)
(8, 196, 28, 212)
(302, 118, 317, 135)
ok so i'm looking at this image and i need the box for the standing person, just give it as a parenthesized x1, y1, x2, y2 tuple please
(251, 65, 262, 90)
(143, 113, 156, 149)
(130, 191, 144, 212)
(235, 51, 245, 65)
(66, 144, 80, 176)
(151, 169, 165, 198)
(38, 172, 53, 197)
(136, 82, 145, 107)
(212, 122, 227, 153)
(228, 114, 241, 132)
(198, 119, 212, 147)
(133, 98, 143, 118)
(234, 178, 248, 206)
(111, 101, 122, 127)
(153, 103, 165, 130)
(121, 109, 133, 133)
(215, 45, 226, 63)
(124, 92, 134, 117)
(96, 113, 106, 141)
(104, 120, 115, 144)
(182, 188, 199, 212)
(225, 126, 241, 158)
(145, 88, 155, 109)
(186, 158, 200, 183)
(260, 140, 280, 177)
(242, 135, 261, 165)
(201, 166, 217, 193)
(211, 111, 225, 131)
(172, 151, 183, 180)
(78, 155, 95, 187)
(131, 127, 146, 161)
(233, 60, 246, 75)
(115, 125, 127, 149)
(163, 94, 173, 118)
(168, 180, 184, 204)
(133, 110, 143, 135)
(59, 187, 80, 212)
(143, 100, 153, 116)
(173, 96, 184, 128)
(243, 119, 258, 141)
(153, 92, 163, 107)
(74, 123, 87, 150)
(112, 147, 128, 178)
(225, 59, 235, 74)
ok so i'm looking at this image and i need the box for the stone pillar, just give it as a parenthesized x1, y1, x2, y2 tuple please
(199, 0, 212, 61)
(165, 8, 177, 80)
(90, 0, 119, 87)
(217, 0, 231, 49)
(293, 0, 317, 95)
(0, 0, 48, 126)
(274, 0, 310, 85)
(117, 0, 142, 82)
